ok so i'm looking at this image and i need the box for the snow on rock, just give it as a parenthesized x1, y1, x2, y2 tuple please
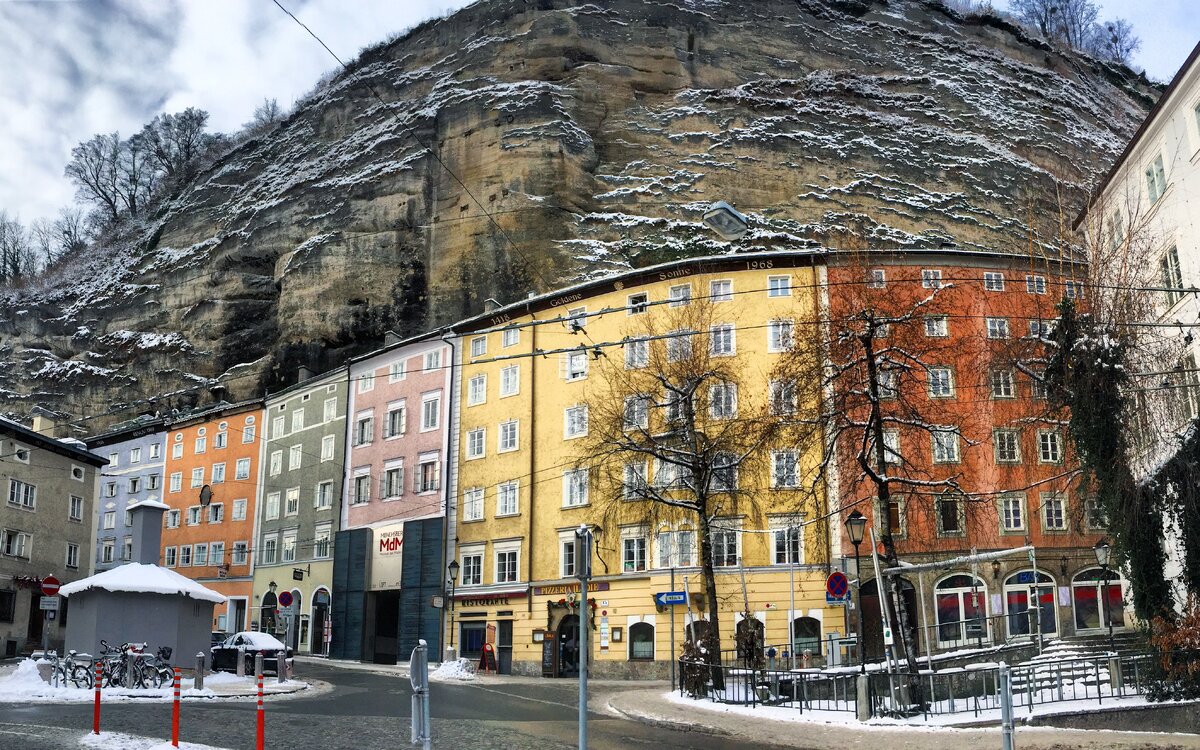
(58, 563, 226, 603)
(430, 658, 477, 682)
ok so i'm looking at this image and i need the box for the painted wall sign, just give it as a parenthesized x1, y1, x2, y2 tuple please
(454, 594, 526, 607)
(369, 522, 405, 591)
(533, 581, 611, 596)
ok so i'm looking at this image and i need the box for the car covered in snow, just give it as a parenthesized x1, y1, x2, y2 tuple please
(210, 631, 292, 674)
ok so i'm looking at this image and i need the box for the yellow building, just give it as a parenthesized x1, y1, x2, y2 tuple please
(447, 251, 842, 678)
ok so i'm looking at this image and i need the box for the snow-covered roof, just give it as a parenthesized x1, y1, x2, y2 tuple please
(58, 563, 226, 604)
(128, 499, 170, 511)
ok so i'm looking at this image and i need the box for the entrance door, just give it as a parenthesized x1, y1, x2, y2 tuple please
(557, 615, 580, 677)
(497, 621, 513, 675)
(26, 592, 42, 650)
(231, 599, 247, 633)
(372, 590, 400, 664)
(311, 589, 331, 656)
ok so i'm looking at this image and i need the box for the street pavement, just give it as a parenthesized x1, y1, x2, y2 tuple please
(0, 659, 787, 749)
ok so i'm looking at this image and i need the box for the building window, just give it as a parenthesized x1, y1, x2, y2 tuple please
(563, 469, 589, 507)
(995, 429, 1021, 463)
(881, 429, 901, 465)
(984, 272, 1004, 291)
(1064, 280, 1084, 300)
(260, 537, 276, 565)
(211, 463, 225, 484)
(566, 306, 587, 331)
(1084, 496, 1106, 530)
(314, 524, 332, 559)
(772, 521, 802, 565)
(242, 424, 256, 444)
(921, 269, 943, 288)
(290, 409, 304, 433)
(711, 525, 739, 567)
(460, 550, 483, 586)
(421, 395, 440, 431)
(668, 283, 692, 307)
(214, 431, 227, 449)
(194, 543, 209, 566)
(383, 465, 404, 499)
(1072, 568, 1125, 631)
(666, 330, 693, 362)
(495, 548, 518, 584)
(324, 397, 338, 422)
(423, 349, 442, 372)
(622, 463, 649, 500)
(66, 543, 80, 569)
(352, 474, 370, 505)
(194, 436, 207, 454)
(315, 482, 334, 509)
(166, 509, 181, 528)
(564, 405, 588, 438)
(1041, 492, 1067, 531)
(710, 279, 733, 301)
(104, 482, 117, 498)
(164, 546, 177, 567)
(281, 533, 296, 563)
(8, 480, 36, 509)
(924, 316, 948, 337)
(498, 420, 519, 452)
(178, 544, 191, 566)
(109, 452, 119, 466)
(769, 379, 797, 416)
(357, 373, 375, 394)
(321, 435, 335, 462)
(986, 318, 1009, 339)
(272, 416, 287, 439)
(468, 374, 487, 405)
(384, 404, 406, 438)
(171, 443, 183, 460)
(768, 320, 794, 352)
(657, 529, 695, 568)
(563, 350, 589, 381)
(627, 292, 649, 315)
(466, 428, 485, 460)
(709, 382, 737, 419)
(711, 452, 738, 492)
(210, 542, 224, 566)
(624, 339, 649, 369)
(353, 416, 373, 447)
(1162, 246, 1183, 305)
(500, 365, 520, 396)
(999, 494, 1025, 532)
(932, 428, 960, 463)
(462, 488, 483, 522)
(1025, 275, 1047, 295)
(417, 457, 439, 493)
(767, 275, 791, 297)
(991, 369, 1015, 398)
(878, 369, 898, 399)
(709, 324, 735, 356)
(1038, 430, 1062, 463)
(68, 495, 83, 522)
(772, 451, 798, 488)
(147, 474, 160, 490)
(501, 327, 519, 347)
(1145, 154, 1167, 203)
(265, 492, 281, 520)
(285, 488, 299, 516)
(937, 493, 964, 535)
(232, 499, 246, 521)
(103, 511, 116, 530)
(497, 481, 519, 516)
(389, 360, 407, 383)
(232, 542, 249, 565)
(928, 367, 954, 398)
(208, 503, 224, 523)
(470, 336, 487, 358)
(867, 269, 886, 288)
(622, 530, 648, 572)
(561, 535, 576, 578)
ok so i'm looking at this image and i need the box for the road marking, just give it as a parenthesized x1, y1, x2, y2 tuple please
(459, 683, 577, 710)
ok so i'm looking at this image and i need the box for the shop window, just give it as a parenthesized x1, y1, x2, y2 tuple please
(629, 622, 655, 661)
(1004, 570, 1057, 639)
(792, 617, 822, 657)
(934, 574, 989, 647)
(1072, 568, 1125, 631)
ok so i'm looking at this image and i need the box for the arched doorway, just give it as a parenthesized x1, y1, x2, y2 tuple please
(685, 619, 711, 645)
(860, 577, 918, 661)
(1072, 568, 1125, 631)
(260, 590, 277, 634)
(792, 617, 822, 659)
(735, 616, 764, 665)
(557, 614, 580, 677)
(311, 588, 331, 656)
(1004, 569, 1058, 639)
(934, 573, 989, 648)
(288, 590, 303, 652)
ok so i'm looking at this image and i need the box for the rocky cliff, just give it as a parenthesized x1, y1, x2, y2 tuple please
(0, 0, 1159, 432)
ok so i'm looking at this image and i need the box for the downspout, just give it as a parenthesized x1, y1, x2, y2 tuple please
(441, 328, 458, 656)
(526, 306, 537, 617)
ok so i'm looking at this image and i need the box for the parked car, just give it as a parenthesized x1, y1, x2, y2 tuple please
(210, 632, 291, 675)
(210, 631, 228, 648)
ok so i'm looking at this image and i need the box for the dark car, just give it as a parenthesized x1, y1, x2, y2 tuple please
(210, 631, 228, 648)
(210, 631, 291, 675)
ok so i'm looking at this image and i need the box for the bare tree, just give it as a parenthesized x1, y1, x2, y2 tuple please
(52, 207, 88, 258)
(578, 297, 813, 677)
(0, 212, 38, 283)
(64, 133, 122, 223)
(1011, 0, 1098, 49)
(242, 98, 285, 137)
(139, 107, 220, 187)
(1091, 19, 1141, 66)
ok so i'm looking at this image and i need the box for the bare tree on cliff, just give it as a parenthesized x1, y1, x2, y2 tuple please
(577, 297, 813, 679)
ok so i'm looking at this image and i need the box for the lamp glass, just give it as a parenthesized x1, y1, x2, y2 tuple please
(1093, 540, 1111, 568)
(448, 559, 460, 583)
(845, 511, 867, 545)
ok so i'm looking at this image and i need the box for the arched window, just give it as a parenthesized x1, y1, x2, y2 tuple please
(686, 620, 710, 645)
(629, 622, 655, 660)
(792, 617, 822, 657)
(1072, 568, 1125, 631)
(1003, 570, 1057, 638)
(934, 574, 988, 646)
(735, 616, 764, 662)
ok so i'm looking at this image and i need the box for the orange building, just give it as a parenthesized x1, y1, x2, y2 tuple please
(161, 401, 263, 633)
(826, 251, 1121, 658)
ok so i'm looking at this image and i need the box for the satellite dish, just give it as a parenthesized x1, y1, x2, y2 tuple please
(199, 485, 212, 507)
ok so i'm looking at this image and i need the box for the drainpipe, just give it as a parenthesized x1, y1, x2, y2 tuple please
(526, 307, 537, 616)
(441, 328, 458, 658)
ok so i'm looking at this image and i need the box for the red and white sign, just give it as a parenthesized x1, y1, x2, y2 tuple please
(41, 575, 61, 597)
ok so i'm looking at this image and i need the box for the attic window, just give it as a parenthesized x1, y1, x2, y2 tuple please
(245, 415, 256, 424)
(174, 433, 183, 443)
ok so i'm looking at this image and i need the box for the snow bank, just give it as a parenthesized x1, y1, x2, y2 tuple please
(430, 658, 476, 682)
(81, 731, 231, 750)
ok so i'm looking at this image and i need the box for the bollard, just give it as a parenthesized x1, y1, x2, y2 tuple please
(195, 653, 205, 692)
(93, 663, 102, 735)
(236, 647, 245, 678)
(255, 651, 264, 684)
(856, 673, 871, 722)
(277, 652, 286, 684)
(126, 650, 137, 689)
(171, 667, 181, 748)
(999, 662, 1015, 750)
(256, 669, 265, 750)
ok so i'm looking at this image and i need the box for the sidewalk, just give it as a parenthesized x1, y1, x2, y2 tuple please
(606, 688, 1200, 750)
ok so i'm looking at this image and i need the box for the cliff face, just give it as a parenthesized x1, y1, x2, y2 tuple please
(0, 0, 1158, 431)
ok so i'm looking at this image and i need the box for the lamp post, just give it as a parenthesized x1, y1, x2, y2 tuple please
(845, 511, 868, 673)
(1093, 539, 1114, 653)
(447, 560, 460, 659)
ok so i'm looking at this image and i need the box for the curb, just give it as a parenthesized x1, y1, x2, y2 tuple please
(606, 694, 733, 737)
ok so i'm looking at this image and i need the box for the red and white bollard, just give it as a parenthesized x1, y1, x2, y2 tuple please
(171, 666, 181, 747)
(93, 663, 102, 735)
(255, 669, 265, 750)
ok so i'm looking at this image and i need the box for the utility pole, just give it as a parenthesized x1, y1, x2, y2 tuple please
(574, 525, 592, 750)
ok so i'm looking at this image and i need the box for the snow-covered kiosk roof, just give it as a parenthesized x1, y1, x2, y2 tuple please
(59, 563, 226, 604)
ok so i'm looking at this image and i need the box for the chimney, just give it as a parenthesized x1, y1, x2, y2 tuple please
(383, 331, 402, 346)
(31, 406, 58, 437)
(128, 500, 169, 565)
(484, 297, 503, 312)
(297, 365, 314, 384)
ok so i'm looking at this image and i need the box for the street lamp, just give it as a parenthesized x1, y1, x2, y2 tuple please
(1093, 539, 1115, 653)
(702, 201, 750, 240)
(447, 560, 460, 657)
(845, 510, 868, 673)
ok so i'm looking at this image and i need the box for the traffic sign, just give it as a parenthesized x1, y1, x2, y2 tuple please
(278, 591, 294, 608)
(826, 571, 849, 600)
(41, 575, 61, 597)
(39, 596, 58, 611)
(654, 591, 687, 607)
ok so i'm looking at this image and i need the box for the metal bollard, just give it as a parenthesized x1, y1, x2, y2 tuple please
(277, 652, 286, 684)
(126, 651, 137, 689)
(195, 653, 205, 691)
(999, 662, 1015, 750)
(255, 651, 264, 683)
(236, 648, 245, 678)
(856, 673, 871, 721)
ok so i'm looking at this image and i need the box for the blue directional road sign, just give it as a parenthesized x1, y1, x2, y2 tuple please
(654, 591, 687, 606)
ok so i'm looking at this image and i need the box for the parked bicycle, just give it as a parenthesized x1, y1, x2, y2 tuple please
(50, 650, 95, 688)
(94, 640, 175, 689)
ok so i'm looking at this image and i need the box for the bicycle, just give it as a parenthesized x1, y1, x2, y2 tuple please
(52, 650, 95, 688)
(134, 646, 174, 689)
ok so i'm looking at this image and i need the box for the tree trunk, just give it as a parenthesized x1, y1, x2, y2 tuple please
(696, 509, 725, 690)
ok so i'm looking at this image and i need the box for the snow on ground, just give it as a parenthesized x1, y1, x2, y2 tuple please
(81, 731, 231, 750)
(429, 658, 476, 682)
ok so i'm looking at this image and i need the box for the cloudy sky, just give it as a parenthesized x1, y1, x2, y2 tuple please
(0, 0, 1196, 227)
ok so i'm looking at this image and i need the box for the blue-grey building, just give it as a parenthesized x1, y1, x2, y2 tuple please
(85, 416, 167, 571)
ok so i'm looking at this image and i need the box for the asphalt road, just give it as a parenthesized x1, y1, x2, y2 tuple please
(0, 661, 783, 749)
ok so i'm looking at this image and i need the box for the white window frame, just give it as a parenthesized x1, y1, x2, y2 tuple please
(462, 487, 484, 522)
(983, 272, 1004, 291)
(499, 364, 520, 396)
(498, 420, 519, 452)
(995, 429, 1021, 463)
(563, 469, 589, 507)
(497, 480, 519, 517)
